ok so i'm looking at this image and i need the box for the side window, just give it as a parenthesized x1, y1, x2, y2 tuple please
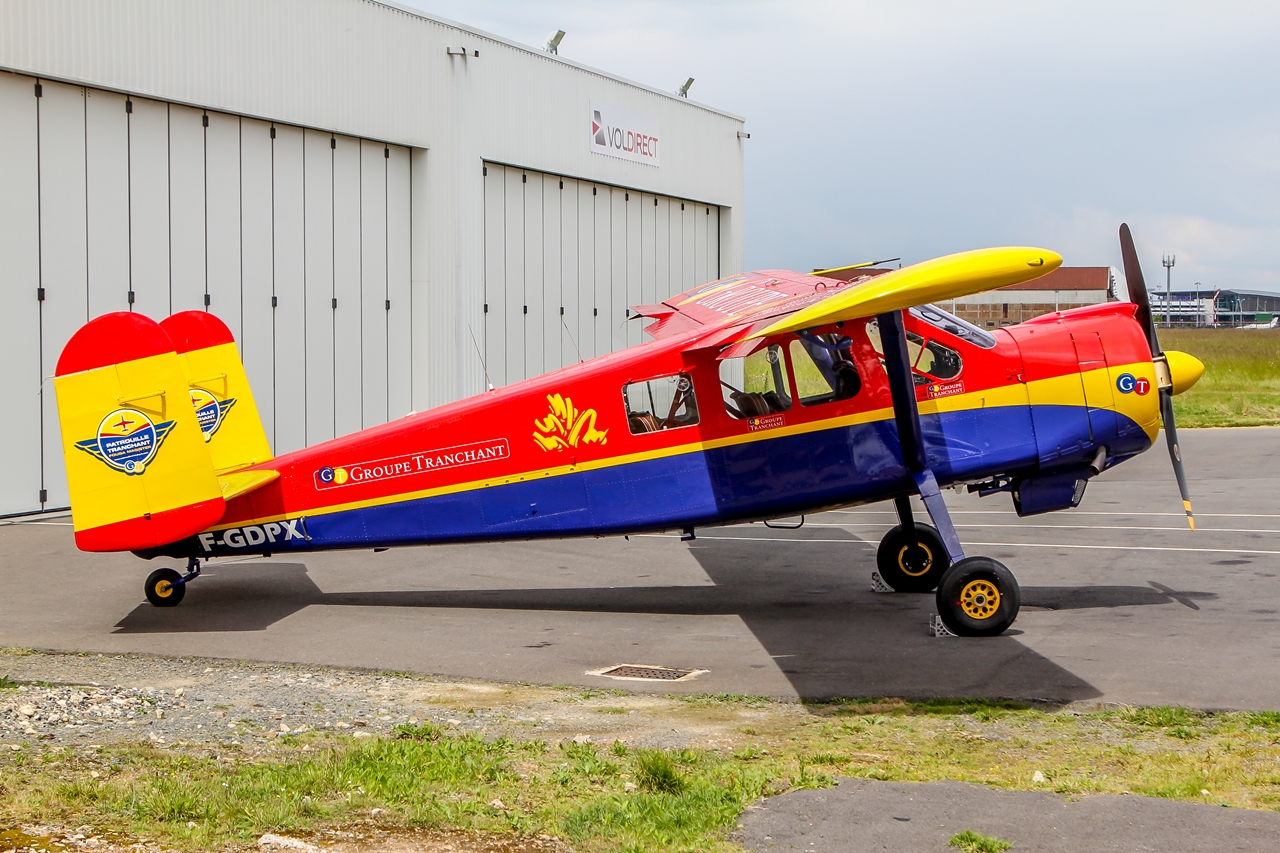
(623, 373, 699, 434)
(719, 344, 792, 419)
(866, 318, 963, 385)
(788, 332, 862, 407)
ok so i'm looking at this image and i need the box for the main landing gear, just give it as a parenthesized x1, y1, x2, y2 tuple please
(877, 495, 1020, 637)
(873, 309, 1020, 637)
(144, 558, 201, 607)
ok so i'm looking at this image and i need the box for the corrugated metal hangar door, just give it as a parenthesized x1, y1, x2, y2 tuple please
(0, 71, 412, 515)
(482, 163, 720, 386)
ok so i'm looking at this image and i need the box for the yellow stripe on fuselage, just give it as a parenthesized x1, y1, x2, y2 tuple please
(211, 360, 1158, 531)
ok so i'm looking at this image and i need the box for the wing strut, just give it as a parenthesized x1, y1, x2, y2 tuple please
(877, 310, 966, 564)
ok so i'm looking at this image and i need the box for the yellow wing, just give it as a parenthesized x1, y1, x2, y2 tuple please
(752, 246, 1062, 339)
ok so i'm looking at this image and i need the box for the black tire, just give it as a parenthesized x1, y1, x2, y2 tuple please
(145, 568, 185, 607)
(935, 556, 1020, 637)
(876, 523, 951, 592)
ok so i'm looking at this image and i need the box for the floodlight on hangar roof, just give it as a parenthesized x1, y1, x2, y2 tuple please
(371, 0, 744, 122)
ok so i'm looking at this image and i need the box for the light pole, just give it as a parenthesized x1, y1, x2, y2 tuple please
(1194, 282, 1202, 327)
(1162, 255, 1176, 327)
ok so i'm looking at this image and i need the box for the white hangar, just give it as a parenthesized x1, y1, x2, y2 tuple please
(0, 0, 746, 515)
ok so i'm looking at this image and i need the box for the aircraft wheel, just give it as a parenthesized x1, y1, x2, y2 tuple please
(145, 568, 185, 607)
(876, 523, 950, 592)
(935, 557, 1020, 637)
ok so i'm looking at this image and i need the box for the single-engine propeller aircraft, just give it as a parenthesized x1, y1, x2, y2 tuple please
(53, 224, 1203, 636)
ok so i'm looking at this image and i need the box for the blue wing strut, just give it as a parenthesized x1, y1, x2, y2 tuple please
(876, 310, 967, 564)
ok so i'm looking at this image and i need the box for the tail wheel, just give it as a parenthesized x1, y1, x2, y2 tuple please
(935, 556, 1020, 637)
(876, 523, 951, 592)
(145, 568, 185, 607)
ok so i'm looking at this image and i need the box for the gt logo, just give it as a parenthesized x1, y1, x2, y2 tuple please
(197, 519, 306, 551)
(1116, 373, 1150, 395)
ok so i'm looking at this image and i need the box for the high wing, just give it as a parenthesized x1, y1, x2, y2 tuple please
(632, 246, 1062, 347)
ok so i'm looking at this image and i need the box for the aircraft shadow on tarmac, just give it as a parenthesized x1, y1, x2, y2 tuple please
(111, 534, 1216, 703)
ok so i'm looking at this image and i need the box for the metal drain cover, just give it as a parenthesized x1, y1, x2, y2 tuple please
(588, 664, 708, 682)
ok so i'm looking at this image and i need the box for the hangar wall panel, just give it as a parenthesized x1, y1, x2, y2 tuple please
(482, 162, 721, 386)
(0, 72, 44, 515)
(0, 70, 414, 514)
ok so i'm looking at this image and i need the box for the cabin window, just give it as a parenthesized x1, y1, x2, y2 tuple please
(866, 318, 964, 385)
(911, 304, 996, 348)
(788, 332, 862, 406)
(719, 344, 792, 419)
(623, 373, 700, 434)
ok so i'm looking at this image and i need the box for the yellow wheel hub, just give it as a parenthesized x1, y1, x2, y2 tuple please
(897, 543, 933, 577)
(154, 580, 173, 598)
(959, 579, 1001, 620)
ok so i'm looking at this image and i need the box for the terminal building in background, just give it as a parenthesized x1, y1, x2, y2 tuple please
(1150, 289, 1280, 328)
(0, 0, 746, 515)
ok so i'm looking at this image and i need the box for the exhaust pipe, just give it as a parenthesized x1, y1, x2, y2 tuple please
(1089, 446, 1108, 477)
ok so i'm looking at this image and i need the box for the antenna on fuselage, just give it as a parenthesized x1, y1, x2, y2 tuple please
(562, 317, 584, 364)
(467, 324, 496, 392)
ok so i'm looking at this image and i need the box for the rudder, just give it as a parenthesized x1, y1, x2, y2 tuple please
(160, 311, 272, 475)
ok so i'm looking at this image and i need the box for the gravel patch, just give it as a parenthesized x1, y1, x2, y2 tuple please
(0, 649, 799, 753)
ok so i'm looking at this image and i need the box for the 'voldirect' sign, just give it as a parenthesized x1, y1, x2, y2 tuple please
(590, 101, 660, 166)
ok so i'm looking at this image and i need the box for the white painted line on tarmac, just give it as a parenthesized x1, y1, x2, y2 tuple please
(826, 509, 1280, 519)
(802, 522, 1280, 535)
(642, 533, 1280, 556)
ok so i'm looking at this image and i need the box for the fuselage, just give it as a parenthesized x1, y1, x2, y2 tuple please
(147, 275, 1160, 561)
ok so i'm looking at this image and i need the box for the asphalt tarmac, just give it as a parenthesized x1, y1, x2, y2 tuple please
(2, 427, 1278, 710)
(734, 780, 1280, 853)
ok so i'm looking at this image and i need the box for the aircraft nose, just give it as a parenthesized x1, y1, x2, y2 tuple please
(1164, 350, 1205, 395)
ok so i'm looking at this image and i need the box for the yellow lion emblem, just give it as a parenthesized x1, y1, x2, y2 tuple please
(533, 393, 608, 452)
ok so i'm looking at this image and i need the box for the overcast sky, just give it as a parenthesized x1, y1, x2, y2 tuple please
(403, 0, 1280, 293)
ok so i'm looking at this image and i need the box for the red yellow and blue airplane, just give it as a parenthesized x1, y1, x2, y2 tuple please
(52, 224, 1203, 637)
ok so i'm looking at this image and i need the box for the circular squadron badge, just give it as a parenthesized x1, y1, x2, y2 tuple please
(189, 389, 236, 441)
(74, 408, 177, 476)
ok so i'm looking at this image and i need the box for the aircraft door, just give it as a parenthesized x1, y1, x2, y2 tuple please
(1070, 330, 1117, 446)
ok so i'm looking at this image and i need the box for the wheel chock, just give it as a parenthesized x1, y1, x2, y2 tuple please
(870, 571, 895, 593)
(929, 613, 958, 637)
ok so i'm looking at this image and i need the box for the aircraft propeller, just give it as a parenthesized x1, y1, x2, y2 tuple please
(1118, 222, 1196, 530)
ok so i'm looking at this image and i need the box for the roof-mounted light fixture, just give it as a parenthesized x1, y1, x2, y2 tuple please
(545, 30, 565, 54)
(677, 77, 694, 97)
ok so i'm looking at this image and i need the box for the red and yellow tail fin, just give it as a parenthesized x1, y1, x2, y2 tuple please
(54, 313, 226, 552)
(159, 312, 273, 479)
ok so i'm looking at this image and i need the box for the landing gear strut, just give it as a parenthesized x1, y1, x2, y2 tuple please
(875, 309, 1021, 636)
(144, 557, 201, 607)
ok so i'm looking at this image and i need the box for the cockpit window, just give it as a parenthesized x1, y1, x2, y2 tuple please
(910, 304, 997, 348)
(789, 332, 862, 406)
(866, 318, 964, 386)
(720, 344, 793, 419)
(623, 373, 699, 434)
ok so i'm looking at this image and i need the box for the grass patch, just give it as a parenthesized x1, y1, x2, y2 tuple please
(0, 675, 19, 689)
(950, 829, 1013, 853)
(3, 697, 1280, 851)
(1161, 329, 1280, 427)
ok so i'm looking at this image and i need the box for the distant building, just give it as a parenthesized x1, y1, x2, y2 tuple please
(1150, 288, 1280, 327)
(945, 266, 1114, 328)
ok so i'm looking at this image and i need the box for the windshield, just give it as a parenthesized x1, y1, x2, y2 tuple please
(910, 304, 997, 348)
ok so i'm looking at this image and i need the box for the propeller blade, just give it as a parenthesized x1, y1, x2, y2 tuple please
(1119, 223, 1161, 357)
(1159, 388, 1195, 530)
(1121, 223, 1194, 530)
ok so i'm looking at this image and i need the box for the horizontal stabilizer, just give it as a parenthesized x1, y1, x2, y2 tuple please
(753, 247, 1062, 338)
(217, 469, 280, 502)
